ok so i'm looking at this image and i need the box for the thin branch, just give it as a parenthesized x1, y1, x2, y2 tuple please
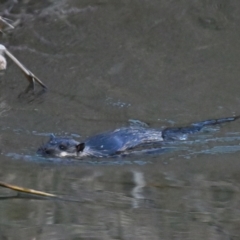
(0, 44, 47, 90)
(0, 181, 57, 198)
(4, 48, 48, 89)
(0, 16, 14, 29)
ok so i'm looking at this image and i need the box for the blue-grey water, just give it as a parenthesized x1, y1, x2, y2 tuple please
(0, 0, 240, 239)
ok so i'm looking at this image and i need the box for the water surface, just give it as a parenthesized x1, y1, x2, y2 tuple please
(0, 0, 240, 239)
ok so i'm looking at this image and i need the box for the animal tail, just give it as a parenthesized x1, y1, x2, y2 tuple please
(162, 116, 239, 141)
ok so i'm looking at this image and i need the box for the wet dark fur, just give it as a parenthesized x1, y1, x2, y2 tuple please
(37, 116, 239, 159)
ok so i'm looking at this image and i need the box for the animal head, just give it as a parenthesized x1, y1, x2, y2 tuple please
(37, 134, 85, 158)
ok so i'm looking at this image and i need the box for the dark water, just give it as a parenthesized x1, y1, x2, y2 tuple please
(1, 0, 240, 239)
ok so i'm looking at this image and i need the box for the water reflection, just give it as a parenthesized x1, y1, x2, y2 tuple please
(1, 159, 240, 239)
(0, 98, 10, 117)
(131, 171, 146, 208)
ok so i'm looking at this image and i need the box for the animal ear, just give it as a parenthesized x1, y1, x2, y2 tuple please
(76, 143, 85, 152)
(50, 134, 56, 140)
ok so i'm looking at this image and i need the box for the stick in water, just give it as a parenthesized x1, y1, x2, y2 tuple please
(0, 44, 47, 90)
(0, 17, 47, 90)
(0, 181, 57, 198)
(0, 16, 14, 30)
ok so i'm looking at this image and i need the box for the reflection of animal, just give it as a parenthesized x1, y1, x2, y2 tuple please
(37, 116, 239, 158)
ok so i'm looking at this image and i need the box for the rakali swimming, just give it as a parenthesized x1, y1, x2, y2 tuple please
(37, 116, 239, 159)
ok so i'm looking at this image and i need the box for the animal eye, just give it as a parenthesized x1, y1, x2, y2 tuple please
(59, 144, 67, 150)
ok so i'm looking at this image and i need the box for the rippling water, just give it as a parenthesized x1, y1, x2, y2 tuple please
(0, 0, 240, 239)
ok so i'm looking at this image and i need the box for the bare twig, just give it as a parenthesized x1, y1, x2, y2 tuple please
(0, 16, 14, 30)
(0, 181, 57, 198)
(0, 16, 47, 90)
(0, 44, 47, 90)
